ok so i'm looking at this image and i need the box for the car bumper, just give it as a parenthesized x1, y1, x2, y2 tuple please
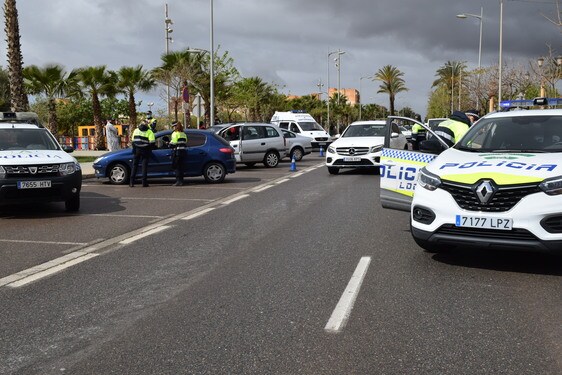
(0, 172, 82, 205)
(411, 186, 562, 254)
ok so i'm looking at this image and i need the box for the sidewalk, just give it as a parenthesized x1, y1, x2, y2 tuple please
(73, 150, 107, 179)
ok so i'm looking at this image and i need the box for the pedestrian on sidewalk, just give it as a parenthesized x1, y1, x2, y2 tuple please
(105, 118, 120, 151)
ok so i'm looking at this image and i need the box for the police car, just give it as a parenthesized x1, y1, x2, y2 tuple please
(380, 100, 562, 254)
(0, 112, 81, 211)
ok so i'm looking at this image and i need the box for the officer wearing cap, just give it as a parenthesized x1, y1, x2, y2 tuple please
(146, 111, 157, 132)
(169, 121, 188, 186)
(465, 109, 480, 125)
(130, 121, 155, 187)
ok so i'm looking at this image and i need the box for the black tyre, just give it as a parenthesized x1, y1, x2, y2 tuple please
(203, 162, 226, 183)
(263, 151, 280, 168)
(109, 162, 130, 185)
(65, 194, 80, 212)
(290, 147, 304, 161)
(328, 167, 339, 175)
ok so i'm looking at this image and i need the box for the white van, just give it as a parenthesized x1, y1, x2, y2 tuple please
(271, 111, 332, 149)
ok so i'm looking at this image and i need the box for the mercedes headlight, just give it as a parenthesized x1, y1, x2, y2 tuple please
(370, 145, 383, 153)
(59, 162, 80, 176)
(327, 146, 336, 154)
(539, 176, 562, 196)
(418, 167, 441, 191)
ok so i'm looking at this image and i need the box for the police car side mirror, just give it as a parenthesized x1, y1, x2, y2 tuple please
(62, 145, 74, 153)
(419, 140, 443, 154)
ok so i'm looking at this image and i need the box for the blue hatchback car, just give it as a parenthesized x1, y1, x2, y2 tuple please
(93, 129, 236, 184)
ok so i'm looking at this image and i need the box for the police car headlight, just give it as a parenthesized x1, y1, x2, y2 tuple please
(0, 166, 5, 179)
(327, 146, 336, 154)
(59, 162, 80, 176)
(539, 176, 562, 196)
(418, 167, 441, 191)
(370, 145, 383, 153)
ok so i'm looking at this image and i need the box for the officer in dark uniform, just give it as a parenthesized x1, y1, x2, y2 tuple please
(169, 121, 188, 186)
(130, 121, 155, 187)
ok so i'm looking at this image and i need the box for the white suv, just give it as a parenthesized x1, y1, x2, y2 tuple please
(0, 113, 82, 211)
(380, 108, 562, 254)
(326, 120, 407, 175)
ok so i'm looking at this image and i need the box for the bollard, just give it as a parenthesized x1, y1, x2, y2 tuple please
(319, 146, 324, 157)
(290, 155, 297, 171)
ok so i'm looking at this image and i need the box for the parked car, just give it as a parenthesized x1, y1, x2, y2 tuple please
(400, 125, 412, 140)
(326, 120, 408, 175)
(217, 123, 287, 168)
(0, 113, 81, 211)
(93, 129, 235, 184)
(380, 106, 562, 254)
(281, 129, 313, 161)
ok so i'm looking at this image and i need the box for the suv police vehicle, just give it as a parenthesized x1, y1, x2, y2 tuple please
(0, 112, 81, 211)
(379, 99, 562, 254)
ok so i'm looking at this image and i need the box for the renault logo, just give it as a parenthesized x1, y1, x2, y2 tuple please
(475, 180, 496, 204)
(348, 148, 356, 155)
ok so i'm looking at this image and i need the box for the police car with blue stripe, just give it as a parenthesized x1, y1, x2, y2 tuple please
(380, 98, 562, 254)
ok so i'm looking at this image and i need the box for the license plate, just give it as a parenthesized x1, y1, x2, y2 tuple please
(318, 142, 326, 146)
(455, 215, 512, 230)
(17, 180, 52, 189)
(343, 157, 361, 162)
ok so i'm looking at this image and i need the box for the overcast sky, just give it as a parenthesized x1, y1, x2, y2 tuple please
(5, 0, 561, 118)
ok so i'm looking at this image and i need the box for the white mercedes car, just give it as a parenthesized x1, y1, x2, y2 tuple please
(380, 106, 562, 254)
(326, 120, 407, 175)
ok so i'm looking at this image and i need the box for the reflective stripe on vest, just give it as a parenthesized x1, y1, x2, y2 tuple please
(133, 129, 155, 147)
(170, 131, 188, 149)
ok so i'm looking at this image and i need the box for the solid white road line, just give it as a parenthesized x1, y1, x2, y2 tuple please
(182, 207, 216, 220)
(7, 254, 99, 288)
(0, 239, 87, 246)
(275, 178, 290, 184)
(221, 194, 249, 205)
(119, 225, 172, 245)
(324, 256, 372, 333)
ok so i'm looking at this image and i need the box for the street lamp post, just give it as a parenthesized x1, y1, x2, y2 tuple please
(457, 6, 483, 110)
(164, 4, 173, 119)
(209, 0, 215, 127)
(359, 75, 372, 120)
(537, 57, 546, 97)
(327, 49, 345, 133)
(498, 0, 504, 110)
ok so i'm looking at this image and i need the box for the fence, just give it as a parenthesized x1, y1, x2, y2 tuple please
(59, 136, 130, 150)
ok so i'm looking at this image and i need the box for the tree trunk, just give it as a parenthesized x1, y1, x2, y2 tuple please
(4, 0, 29, 111)
(128, 92, 137, 143)
(47, 98, 58, 134)
(92, 93, 104, 150)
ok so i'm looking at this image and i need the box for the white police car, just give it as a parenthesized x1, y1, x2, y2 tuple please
(380, 104, 562, 254)
(0, 112, 81, 211)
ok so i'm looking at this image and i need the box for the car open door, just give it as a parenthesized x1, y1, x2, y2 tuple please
(379, 116, 447, 211)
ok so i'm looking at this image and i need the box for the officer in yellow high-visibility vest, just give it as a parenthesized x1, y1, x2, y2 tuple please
(130, 121, 155, 187)
(427, 111, 471, 151)
(146, 111, 157, 132)
(411, 114, 426, 150)
(169, 121, 188, 186)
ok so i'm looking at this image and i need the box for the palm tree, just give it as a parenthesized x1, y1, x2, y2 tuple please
(4, 0, 28, 111)
(23, 64, 77, 134)
(432, 61, 466, 114)
(75, 66, 117, 150)
(374, 65, 408, 116)
(116, 65, 156, 139)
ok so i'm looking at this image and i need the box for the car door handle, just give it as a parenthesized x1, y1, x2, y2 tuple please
(261, 142, 266, 145)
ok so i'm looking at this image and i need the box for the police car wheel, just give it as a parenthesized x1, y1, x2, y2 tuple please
(109, 163, 130, 185)
(204, 162, 226, 183)
(65, 194, 80, 212)
(263, 151, 279, 168)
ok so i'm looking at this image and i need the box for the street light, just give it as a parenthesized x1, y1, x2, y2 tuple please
(537, 57, 546, 97)
(457, 6, 483, 110)
(147, 102, 154, 112)
(359, 75, 373, 120)
(498, 0, 504, 110)
(327, 49, 345, 133)
(164, 4, 173, 118)
(210, 0, 215, 127)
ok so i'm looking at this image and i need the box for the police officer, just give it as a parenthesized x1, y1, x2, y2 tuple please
(169, 121, 188, 186)
(130, 121, 155, 187)
(465, 109, 480, 125)
(428, 110, 471, 150)
(411, 114, 426, 150)
(146, 111, 157, 132)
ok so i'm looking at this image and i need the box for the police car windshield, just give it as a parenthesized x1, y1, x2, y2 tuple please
(0, 129, 59, 151)
(455, 115, 562, 153)
(342, 124, 386, 137)
(298, 122, 324, 131)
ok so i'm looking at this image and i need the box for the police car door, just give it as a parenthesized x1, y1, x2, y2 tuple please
(379, 116, 446, 211)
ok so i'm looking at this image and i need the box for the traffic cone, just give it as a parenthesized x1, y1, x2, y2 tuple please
(319, 146, 324, 157)
(290, 155, 297, 171)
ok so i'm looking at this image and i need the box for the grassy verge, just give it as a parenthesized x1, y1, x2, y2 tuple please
(75, 156, 98, 163)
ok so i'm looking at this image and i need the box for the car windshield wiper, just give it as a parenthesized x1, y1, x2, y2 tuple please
(490, 149, 547, 153)
(455, 146, 481, 152)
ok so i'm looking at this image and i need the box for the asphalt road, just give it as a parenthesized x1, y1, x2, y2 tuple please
(1, 155, 561, 374)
